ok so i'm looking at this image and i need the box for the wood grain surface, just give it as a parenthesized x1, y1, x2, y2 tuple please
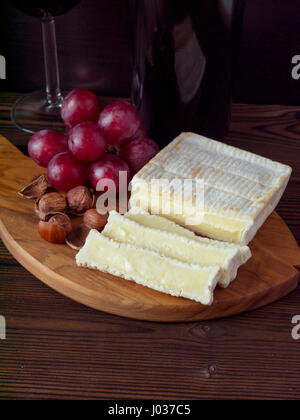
(0, 94, 300, 399)
(0, 134, 299, 323)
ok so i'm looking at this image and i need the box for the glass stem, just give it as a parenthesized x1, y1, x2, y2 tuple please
(42, 14, 63, 108)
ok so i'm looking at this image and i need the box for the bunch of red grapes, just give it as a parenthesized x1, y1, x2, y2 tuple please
(28, 89, 160, 193)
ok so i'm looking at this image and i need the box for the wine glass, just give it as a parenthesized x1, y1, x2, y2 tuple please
(10, 1, 81, 134)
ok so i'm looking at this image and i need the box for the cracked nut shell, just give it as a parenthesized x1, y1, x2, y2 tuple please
(66, 224, 91, 250)
(18, 174, 49, 199)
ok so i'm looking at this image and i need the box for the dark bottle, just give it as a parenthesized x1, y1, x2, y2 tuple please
(131, 0, 237, 147)
(10, 0, 81, 17)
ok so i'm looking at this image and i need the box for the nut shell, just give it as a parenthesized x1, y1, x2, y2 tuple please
(83, 209, 108, 231)
(66, 224, 91, 250)
(18, 174, 50, 199)
(38, 221, 66, 244)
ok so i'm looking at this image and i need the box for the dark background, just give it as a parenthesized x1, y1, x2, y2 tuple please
(0, 0, 300, 105)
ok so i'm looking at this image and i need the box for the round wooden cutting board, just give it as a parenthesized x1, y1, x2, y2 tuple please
(0, 135, 299, 322)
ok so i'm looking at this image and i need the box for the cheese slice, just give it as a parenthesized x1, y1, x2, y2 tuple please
(126, 208, 251, 266)
(103, 211, 251, 288)
(76, 229, 221, 305)
(129, 133, 292, 244)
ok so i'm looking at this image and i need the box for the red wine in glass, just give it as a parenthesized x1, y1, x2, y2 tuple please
(10, 1, 81, 133)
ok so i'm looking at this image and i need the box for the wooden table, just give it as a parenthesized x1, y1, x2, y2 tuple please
(0, 93, 299, 400)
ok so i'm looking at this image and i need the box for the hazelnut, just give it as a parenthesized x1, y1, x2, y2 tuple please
(36, 192, 67, 220)
(38, 221, 66, 244)
(47, 213, 72, 235)
(66, 186, 95, 215)
(83, 209, 108, 231)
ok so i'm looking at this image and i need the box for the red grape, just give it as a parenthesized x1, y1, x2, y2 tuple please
(28, 130, 68, 168)
(132, 120, 147, 140)
(90, 154, 130, 194)
(68, 122, 107, 162)
(61, 89, 101, 128)
(98, 100, 141, 147)
(120, 137, 160, 175)
(47, 152, 90, 192)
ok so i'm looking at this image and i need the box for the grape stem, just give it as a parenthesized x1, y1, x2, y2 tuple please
(41, 13, 63, 109)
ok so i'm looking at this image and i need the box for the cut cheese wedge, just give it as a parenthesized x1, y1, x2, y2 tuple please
(103, 211, 251, 288)
(126, 209, 251, 267)
(76, 229, 221, 305)
(129, 133, 292, 245)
